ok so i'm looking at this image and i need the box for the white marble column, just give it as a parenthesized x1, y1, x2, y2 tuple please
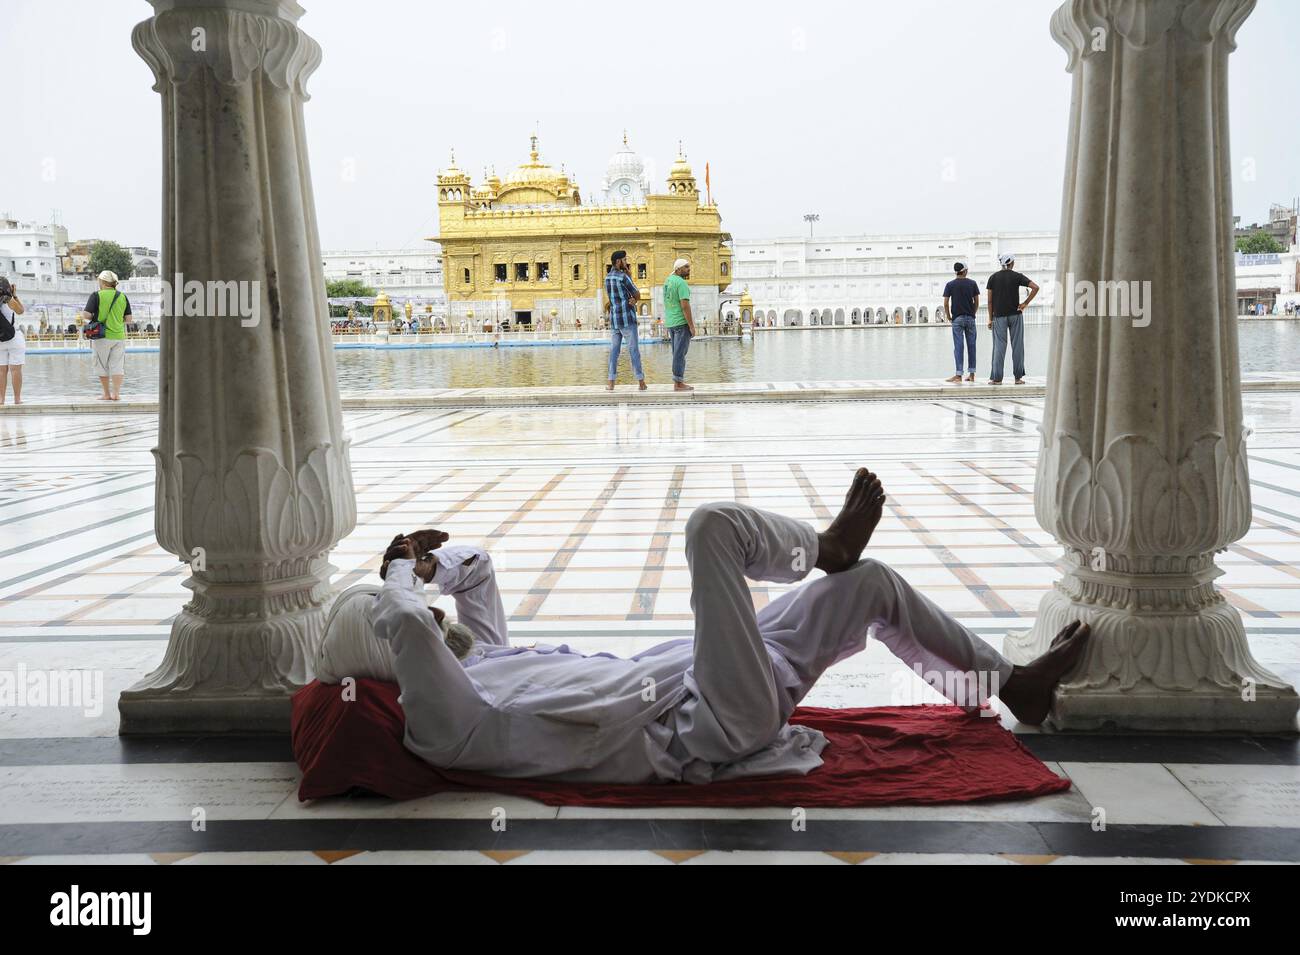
(1005, 0, 1297, 731)
(119, 0, 356, 733)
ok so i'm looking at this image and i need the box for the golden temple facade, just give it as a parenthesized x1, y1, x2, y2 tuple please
(433, 135, 732, 327)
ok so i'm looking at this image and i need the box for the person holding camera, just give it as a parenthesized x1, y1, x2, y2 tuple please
(79, 270, 132, 401)
(603, 250, 646, 391)
(0, 277, 25, 405)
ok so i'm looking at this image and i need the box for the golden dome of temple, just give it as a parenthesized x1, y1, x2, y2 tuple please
(439, 148, 468, 181)
(668, 145, 694, 180)
(504, 136, 568, 185)
(738, 288, 754, 309)
(666, 143, 697, 196)
(496, 135, 577, 205)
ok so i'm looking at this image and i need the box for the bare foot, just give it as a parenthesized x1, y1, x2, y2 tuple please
(673, 382, 693, 391)
(944, 374, 962, 383)
(606, 381, 615, 391)
(638, 380, 647, 391)
(964, 373, 975, 382)
(999, 622, 1091, 725)
(1050, 619, 1083, 650)
(987, 379, 1002, 385)
(1014, 378, 1026, 385)
(815, 467, 886, 573)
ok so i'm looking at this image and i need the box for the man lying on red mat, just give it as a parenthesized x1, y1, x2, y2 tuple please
(318, 468, 1089, 784)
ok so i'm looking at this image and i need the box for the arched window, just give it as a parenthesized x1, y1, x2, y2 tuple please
(462, 268, 471, 284)
(573, 264, 581, 281)
(720, 262, 729, 276)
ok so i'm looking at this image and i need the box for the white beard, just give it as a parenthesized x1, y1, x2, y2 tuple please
(444, 621, 478, 660)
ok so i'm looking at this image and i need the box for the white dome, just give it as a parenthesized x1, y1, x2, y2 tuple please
(605, 147, 644, 184)
(602, 134, 649, 201)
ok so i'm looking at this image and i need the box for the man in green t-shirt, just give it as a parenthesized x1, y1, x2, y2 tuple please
(663, 258, 696, 391)
(79, 270, 132, 401)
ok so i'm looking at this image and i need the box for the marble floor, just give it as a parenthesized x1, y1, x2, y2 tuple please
(0, 392, 1298, 865)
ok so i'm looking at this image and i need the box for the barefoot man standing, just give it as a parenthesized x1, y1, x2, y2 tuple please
(323, 468, 1090, 784)
(603, 250, 646, 392)
(663, 258, 695, 392)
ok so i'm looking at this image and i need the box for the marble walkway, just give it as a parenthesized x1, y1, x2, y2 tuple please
(1, 372, 1298, 413)
(0, 392, 1298, 864)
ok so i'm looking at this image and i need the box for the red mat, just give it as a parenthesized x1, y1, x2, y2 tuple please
(291, 678, 1070, 806)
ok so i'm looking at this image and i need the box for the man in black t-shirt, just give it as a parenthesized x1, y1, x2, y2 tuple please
(941, 262, 980, 383)
(985, 253, 1039, 384)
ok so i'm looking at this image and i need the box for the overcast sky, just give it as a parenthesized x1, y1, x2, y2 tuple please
(7, 0, 1298, 251)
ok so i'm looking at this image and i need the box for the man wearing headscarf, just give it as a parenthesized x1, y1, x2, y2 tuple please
(985, 253, 1038, 384)
(318, 469, 1091, 784)
(663, 258, 695, 391)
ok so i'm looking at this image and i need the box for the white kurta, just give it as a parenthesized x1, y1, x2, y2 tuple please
(364, 502, 1012, 785)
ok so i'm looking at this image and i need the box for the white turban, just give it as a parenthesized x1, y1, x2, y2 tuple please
(673, 258, 690, 271)
(315, 583, 479, 684)
(316, 584, 396, 683)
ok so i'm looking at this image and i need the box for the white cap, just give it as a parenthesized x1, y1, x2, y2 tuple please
(97, 270, 119, 285)
(997, 253, 1014, 267)
(672, 258, 690, 271)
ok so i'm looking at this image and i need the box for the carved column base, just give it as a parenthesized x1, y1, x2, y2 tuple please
(1006, 586, 1299, 733)
(118, 566, 335, 735)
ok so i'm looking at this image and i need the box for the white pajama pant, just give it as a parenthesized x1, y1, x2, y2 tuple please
(671, 502, 1014, 765)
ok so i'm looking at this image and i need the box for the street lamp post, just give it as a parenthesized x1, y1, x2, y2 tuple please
(803, 213, 819, 236)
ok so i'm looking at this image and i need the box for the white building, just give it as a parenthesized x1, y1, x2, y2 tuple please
(1235, 248, 1299, 314)
(727, 230, 1060, 326)
(4, 276, 162, 334)
(129, 246, 161, 277)
(321, 247, 445, 307)
(0, 215, 61, 289)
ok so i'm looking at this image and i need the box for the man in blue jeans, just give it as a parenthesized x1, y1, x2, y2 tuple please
(985, 253, 1039, 384)
(663, 258, 696, 392)
(941, 261, 980, 383)
(603, 250, 646, 391)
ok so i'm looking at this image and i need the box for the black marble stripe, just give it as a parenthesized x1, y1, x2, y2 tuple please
(3, 624, 1290, 644)
(0, 530, 155, 591)
(348, 410, 444, 448)
(928, 400, 1029, 434)
(1251, 477, 1300, 500)
(387, 409, 491, 445)
(1250, 502, 1300, 524)
(0, 818, 1297, 860)
(1, 731, 1295, 768)
(0, 479, 155, 527)
(0, 631, 170, 643)
(0, 507, 153, 560)
(1252, 455, 1300, 474)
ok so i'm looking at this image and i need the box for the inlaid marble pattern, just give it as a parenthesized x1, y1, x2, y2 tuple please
(1, 393, 1298, 863)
